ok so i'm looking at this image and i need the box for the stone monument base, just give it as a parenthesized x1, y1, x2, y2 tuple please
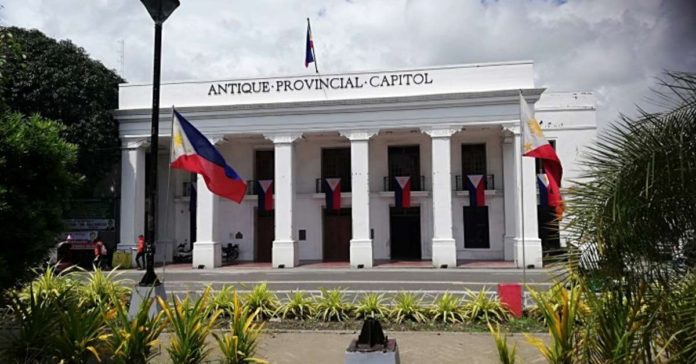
(128, 284, 167, 319)
(345, 338, 400, 364)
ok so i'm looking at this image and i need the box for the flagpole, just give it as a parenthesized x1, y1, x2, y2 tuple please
(307, 18, 319, 74)
(519, 91, 528, 290)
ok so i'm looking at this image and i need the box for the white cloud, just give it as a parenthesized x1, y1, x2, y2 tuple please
(1, 0, 694, 128)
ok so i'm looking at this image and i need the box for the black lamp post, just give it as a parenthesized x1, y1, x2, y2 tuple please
(139, 0, 180, 286)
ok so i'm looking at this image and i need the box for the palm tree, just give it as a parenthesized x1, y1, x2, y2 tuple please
(563, 72, 696, 362)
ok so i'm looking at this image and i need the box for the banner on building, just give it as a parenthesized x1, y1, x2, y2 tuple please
(465, 174, 486, 207)
(257, 179, 274, 212)
(323, 178, 341, 210)
(394, 176, 412, 208)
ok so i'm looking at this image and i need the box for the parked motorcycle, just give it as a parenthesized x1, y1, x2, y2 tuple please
(222, 243, 239, 264)
(174, 242, 193, 263)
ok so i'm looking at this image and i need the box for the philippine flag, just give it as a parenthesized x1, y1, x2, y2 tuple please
(305, 20, 315, 68)
(537, 173, 549, 207)
(520, 93, 564, 216)
(170, 109, 246, 203)
(257, 179, 274, 212)
(323, 178, 341, 210)
(465, 174, 486, 207)
(394, 176, 412, 209)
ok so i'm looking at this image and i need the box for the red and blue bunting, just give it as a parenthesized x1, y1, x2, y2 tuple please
(394, 176, 411, 208)
(323, 178, 341, 210)
(256, 179, 274, 212)
(465, 174, 486, 207)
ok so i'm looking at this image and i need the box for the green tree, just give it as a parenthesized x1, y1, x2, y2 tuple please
(0, 27, 123, 196)
(566, 72, 696, 361)
(0, 111, 78, 291)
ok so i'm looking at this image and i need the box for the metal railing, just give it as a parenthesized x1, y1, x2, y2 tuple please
(383, 175, 425, 191)
(455, 174, 495, 191)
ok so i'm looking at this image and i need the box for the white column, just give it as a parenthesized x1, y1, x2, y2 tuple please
(192, 136, 225, 268)
(265, 133, 302, 268)
(119, 140, 146, 253)
(502, 126, 543, 268)
(423, 127, 458, 268)
(340, 130, 378, 268)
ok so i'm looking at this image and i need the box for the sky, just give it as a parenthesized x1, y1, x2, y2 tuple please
(1, 0, 695, 129)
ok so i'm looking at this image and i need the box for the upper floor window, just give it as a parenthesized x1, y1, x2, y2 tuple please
(461, 144, 487, 176)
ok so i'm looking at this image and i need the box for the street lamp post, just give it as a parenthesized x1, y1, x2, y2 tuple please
(139, 0, 179, 286)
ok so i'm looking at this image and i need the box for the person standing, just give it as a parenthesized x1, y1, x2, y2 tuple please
(93, 237, 106, 269)
(135, 234, 146, 270)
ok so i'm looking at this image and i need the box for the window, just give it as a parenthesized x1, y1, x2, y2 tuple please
(461, 144, 487, 176)
(255, 150, 274, 180)
(321, 148, 351, 192)
(535, 140, 556, 174)
(388, 145, 421, 190)
(463, 206, 490, 249)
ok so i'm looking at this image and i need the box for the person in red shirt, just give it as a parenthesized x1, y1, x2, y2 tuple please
(93, 237, 106, 269)
(135, 234, 145, 270)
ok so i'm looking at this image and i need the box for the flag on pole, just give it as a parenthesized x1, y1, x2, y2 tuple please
(323, 178, 341, 210)
(170, 109, 247, 203)
(257, 180, 274, 212)
(537, 173, 550, 207)
(520, 93, 564, 216)
(465, 174, 486, 207)
(305, 19, 316, 69)
(394, 176, 412, 208)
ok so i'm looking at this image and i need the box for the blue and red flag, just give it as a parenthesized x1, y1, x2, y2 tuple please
(465, 174, 486, 207)
(394, 176, 411, 209)
(520, 94, 564, 216)
(537, 173, 549, 207)
(305, 19, 315, 69)
(323, 178, 341, 210)
(170, 109, 246, 203)
(257, 179, 274, 212)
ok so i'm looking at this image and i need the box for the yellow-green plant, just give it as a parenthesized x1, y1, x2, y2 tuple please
(244, 283, 279, 320)
(80, 267, 132, 309)
(278, 291, 314, 320)
(354, 292, 390, 320)
(489, 322, 517, 364)
(462, 288, 508, 323)
(211, 285, 240, 316)
(390, 292, 426, 323)
(19, 265, 78, 304)
(158, 288, 221, 364)
(525, 285, 583, 364)
(213, 288, 267, 364)
(429, 292, 465, 324)
(314, 288, 353, 322)
(101, 290, 166, 364)
(50, 299, 106, 364)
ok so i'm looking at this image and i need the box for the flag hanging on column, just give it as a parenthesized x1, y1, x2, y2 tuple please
(465, 174, 486, 207)
(394, 176, 412, 208)
(520, 93, 564, 216)
(537, 173, 549, 207)
(170, 109, 247, 203)
(323, 178, 341, 210)
(257, 179, 274, 212)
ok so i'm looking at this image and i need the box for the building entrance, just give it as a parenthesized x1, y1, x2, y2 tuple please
(255, 210, 274, 262)
(323, 208, 351, 261)
(390, 206, 421, 260)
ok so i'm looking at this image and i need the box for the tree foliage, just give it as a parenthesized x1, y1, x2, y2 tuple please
(0, 112, 78, 291)
(0, 26, 123, 195)
(565, 72, 696, 361)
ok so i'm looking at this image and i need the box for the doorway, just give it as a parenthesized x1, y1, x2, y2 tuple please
(390, 206, 421, 260)
(538, 206, 560, 253)
(255, 210, 274, 262)
(323, 208, 351, 261)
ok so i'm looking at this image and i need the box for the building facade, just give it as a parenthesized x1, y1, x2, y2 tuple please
(114, 61, 596, 269)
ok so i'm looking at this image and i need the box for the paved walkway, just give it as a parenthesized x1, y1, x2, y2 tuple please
(154, 330, 548, 363)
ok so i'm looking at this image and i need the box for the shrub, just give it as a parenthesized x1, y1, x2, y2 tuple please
(462, 288, 508, 323)
(489, 322, 517, 364)
(158, 288, 221, 364)
(80, 267, 132, 309)
(211, 285, 240, 316)
(278, 291, 314, 320)
(314, 288, 353, 322)
(390, 292, 427, 323)
(429, 292, 465, 324)
(354, 292, 390, 320)
(244, 283, 279, 321)
(213, 288, 267, 364)
(101, 289, 166, 364)
(50, 299, 106, 363)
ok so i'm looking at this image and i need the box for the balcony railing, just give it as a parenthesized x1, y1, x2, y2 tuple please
(383, 176, 425, 192)
(455, 174, 495, 191)
(315, 178, 352, 193)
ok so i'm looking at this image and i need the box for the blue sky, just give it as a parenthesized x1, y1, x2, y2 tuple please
(1, 0, 695, 128)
